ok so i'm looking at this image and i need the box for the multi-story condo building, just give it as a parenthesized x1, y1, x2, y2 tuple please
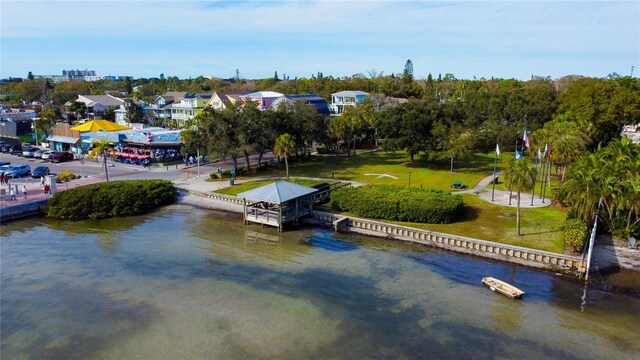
(329, 90, 370, 115)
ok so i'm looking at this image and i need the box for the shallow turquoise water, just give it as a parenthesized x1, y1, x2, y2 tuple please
(1, 206, 639, 359)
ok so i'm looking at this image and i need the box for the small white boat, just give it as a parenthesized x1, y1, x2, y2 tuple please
(482, 277, 525, 299)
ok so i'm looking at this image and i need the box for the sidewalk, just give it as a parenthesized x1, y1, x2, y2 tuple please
(450, 171, 551, 208)
(0, 177, 103, 208)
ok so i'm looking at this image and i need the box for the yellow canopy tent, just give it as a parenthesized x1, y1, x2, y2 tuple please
(70, 120, 132, 132)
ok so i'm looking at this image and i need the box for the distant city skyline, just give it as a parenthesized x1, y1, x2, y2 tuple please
(1, 1, 638, 80)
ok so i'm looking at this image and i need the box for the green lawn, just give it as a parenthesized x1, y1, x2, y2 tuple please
(256, 151, 502, 192)
(392, 194, 568, 253)
(214, 180, 275, 196)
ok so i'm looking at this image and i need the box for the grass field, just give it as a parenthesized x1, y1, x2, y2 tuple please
(252, 151, 504, 191)
(388, 194, 568, 253)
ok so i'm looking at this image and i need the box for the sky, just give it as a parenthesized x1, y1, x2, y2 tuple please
(1, 0, 638, 80)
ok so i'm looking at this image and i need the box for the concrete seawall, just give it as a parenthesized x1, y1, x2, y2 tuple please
(176, 188, 584, 275)
(0, 199, 47, 223)
(307, 211, 583, 274)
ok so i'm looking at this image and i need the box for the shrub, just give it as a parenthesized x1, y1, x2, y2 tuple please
(45, 180, 177, 220)
(56, 170, 76, 183)
(563, 219, 589, 252)
(331, 185, 463, 224)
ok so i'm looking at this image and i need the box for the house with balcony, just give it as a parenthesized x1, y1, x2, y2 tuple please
(170, 93, 212, 127)
(146, 92, 186, 126)
(329, 90, 370, 116)
(241, 91, 284, 110)
(270, 94, 331, 118)
(206, 92, 243, 110)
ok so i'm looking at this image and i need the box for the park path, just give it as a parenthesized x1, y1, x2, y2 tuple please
(453, 171, 504, 194)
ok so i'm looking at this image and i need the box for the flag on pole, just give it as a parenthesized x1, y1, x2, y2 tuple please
(523, 129, 530, 149)
(495, 144, 500, 156)
(537, 147, 542, 160)
(515, 149, 522, 160)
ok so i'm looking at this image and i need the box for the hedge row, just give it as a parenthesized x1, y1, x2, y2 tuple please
(563, 219, 589, 252)
(331, 185, 464, 224)
(45, 180, 177, 220)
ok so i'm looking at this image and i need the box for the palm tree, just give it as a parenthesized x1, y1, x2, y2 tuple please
(88, 139, 114, 181)
(504, 157, 538, 236)
(559, 137, 640, 238)
(274, 133, 296, 179)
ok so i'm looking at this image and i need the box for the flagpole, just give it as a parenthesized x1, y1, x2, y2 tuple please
(491, 145, 498, 202)
(540, 145, 547, 199)
(541, 151, 549, 204)
(509, 140, 517, 205)
(531, 154, 538, 206)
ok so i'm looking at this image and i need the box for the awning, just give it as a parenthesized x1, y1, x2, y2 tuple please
(46, 135, 79, 144)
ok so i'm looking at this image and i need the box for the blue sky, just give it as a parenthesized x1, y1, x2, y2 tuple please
(1, 1, 638, 80)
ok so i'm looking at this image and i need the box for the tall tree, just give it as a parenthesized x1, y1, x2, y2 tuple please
(27, 71, 34, 80)
(204, 104, 246, 172)
(88, 139, 114, 181)
(67, 100, 86, 120)
(558, 137, 640, 238)
(36, 103, 57, 138)
(274, 133, 296, 179)
(504, 157, 538, 236)
(402, 59, 414, 83)
(378, 99, 436, 163)
(123, 76, 133, 95)
(124, 100, 144, 123)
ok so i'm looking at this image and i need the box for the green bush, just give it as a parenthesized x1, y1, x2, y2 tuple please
(331, 185, 463, 224)
(45, 180, 177, 220)
(563, 219, 589, 252)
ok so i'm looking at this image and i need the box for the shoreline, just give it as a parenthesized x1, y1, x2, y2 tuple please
(176, 190, 583, 275)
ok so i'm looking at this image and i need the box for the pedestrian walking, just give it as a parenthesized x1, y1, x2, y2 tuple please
(44, 184, 50, 195)
(40, 176, 45, 186)
(10, 187, 16, 200)
(22, 185, 27, 199)
(0, 174, 4, 185)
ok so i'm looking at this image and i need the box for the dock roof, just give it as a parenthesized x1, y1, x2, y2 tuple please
(237, 181, 318, 204)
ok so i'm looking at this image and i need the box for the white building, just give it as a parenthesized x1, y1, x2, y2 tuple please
(329, 90, 370, 115)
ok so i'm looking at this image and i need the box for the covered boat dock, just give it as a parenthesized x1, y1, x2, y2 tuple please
(238, 181, 319, 231)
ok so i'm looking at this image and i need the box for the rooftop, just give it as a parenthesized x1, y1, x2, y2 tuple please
(242, 91, 284, 98)
(237, 180, 318, 204)
(331, 90, 370, 97)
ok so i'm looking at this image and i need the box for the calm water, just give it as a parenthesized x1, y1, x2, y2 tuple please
(1, 206, 639, 360)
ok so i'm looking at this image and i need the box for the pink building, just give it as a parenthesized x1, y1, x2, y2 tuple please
(240, 91, 284, 110)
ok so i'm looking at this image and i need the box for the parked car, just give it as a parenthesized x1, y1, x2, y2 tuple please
(33, 149, 44, 158)
(22, 147, 38, 158)
(0, 161, 10, 167)
(4, 164, 31, 178)
(0, 164, 11, 175)
(31, 165, 50, 178)
(5, 144, 22, 155)
(49, 151, 74, 163)
(41, 150, 52, 160)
